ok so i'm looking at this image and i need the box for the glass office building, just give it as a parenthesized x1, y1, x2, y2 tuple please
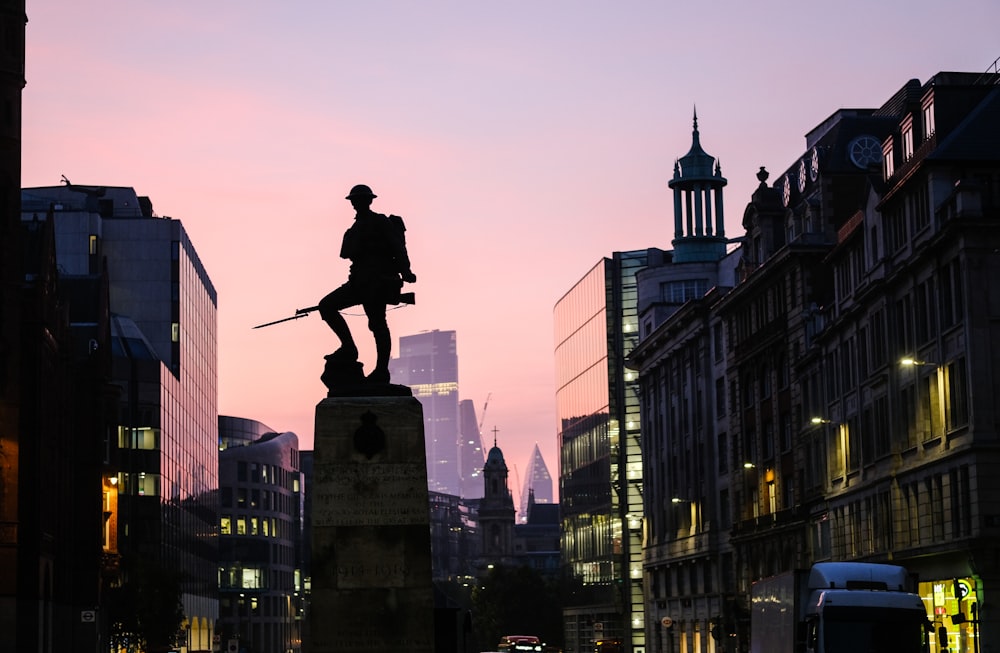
(218, 417, 305, 653)
(554, 251, 647, 653)
(22, 185, 220, 651)
(389, 329, 463, 495)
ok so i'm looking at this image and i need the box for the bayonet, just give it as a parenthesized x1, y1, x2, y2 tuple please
(253, 292, 414, 330)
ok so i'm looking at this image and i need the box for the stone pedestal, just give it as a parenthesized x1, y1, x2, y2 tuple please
(307, 396, 434, 653)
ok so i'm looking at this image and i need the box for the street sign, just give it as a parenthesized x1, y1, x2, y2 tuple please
(81, 610, 96, 623)
(661, 616, 673, 628)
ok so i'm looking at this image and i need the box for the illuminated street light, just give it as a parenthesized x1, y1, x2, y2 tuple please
(810, 417, 832, 425)
(900, 356, 938, 367)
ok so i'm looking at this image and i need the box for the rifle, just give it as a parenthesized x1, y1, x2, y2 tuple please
(252, 292, 415, 329)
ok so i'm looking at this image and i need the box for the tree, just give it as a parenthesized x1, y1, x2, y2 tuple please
(471, 565, 566, 651)
(107, 555, 185, 653)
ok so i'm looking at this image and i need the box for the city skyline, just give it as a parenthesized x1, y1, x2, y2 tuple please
(20, 1, 999, 477)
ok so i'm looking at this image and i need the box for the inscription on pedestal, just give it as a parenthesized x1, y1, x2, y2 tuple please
(313, 463, 427, 526)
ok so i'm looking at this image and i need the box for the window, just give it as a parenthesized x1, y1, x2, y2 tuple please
(762, 422, 774, 461)
(221, 516, 232, 535)
(870, 309, 886, 368)
(902, 124, 914, 162)
(897, 384, 917, 449)
(883, 141, 895, 180)
(715, 377, 726, 418)
(922, 99, 936, 139)
(940, 259, 964, 328)
(895, 296, 913, 358)
(946, 358, 969, 430)
(118, 426, 159, 450)
(873, 395, 890, 458)
(847, 417, 860, 471)
(663, 279, 709, 304)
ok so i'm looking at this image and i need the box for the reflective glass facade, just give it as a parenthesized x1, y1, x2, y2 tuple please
(389, 329, 462, 495)
(218, 420, 304, 653)
(23, 185, 220, 651)
(554, 252, 646, 653)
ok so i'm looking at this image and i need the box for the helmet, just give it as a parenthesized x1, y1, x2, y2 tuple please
(345, 184, 377, 200)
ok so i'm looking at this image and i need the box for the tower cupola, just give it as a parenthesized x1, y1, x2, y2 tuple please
(668, 108, 729, 262)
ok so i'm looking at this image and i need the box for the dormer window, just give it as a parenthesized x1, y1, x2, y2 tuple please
(921, 96, 936, 140)
(901, 113, 915, 162)
(883, 137, 895, 180)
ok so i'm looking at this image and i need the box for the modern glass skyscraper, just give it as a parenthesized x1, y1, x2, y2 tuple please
(389, 329, 462, 495)
(554, 252, 646, 653)
(518, 443, 553, 522)
(458, 398, 486, 498)
(21, 184, 220, 651)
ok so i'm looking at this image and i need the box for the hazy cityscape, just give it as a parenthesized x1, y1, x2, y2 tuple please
(4, 5, 1000, 653)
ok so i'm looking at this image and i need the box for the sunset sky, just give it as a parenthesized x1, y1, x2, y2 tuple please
(21, 1, 999, 487)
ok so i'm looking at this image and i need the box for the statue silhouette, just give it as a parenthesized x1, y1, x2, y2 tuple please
(318, 184, 416, 394)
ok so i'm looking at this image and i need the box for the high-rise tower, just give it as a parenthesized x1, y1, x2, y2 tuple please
(389, 329, 462, 495)
(21, 183, 220, 651)
(518, 443, 553, 522)
(555, 251, 647, 653)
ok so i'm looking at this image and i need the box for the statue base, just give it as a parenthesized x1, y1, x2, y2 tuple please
(321, 350, 412, 398)
(305, 395, 434, 653)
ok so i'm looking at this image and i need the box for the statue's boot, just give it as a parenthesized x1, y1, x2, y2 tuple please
(326, 344, 359, 362)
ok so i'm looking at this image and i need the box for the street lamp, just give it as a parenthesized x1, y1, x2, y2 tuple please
(900, 356, 939, 367)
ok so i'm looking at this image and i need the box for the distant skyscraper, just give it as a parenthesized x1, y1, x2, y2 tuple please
(21, 184, 220, 650)
(389, 329, 461, 495)
(518, 444, 553, 522)
(458, 398, 485, 498)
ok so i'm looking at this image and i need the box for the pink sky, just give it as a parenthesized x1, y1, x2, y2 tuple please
(21, 1, 999, 484)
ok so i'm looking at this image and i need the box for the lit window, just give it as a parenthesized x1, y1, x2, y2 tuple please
(902, 126, 914, 161)
(883, 140, 895, 180)
(171, 323, 180, 342)
(89, 234, 98, 255)
(922, 100, 935, 139)
(221, 516, 232, 535)
(236, 517, 247, 535)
